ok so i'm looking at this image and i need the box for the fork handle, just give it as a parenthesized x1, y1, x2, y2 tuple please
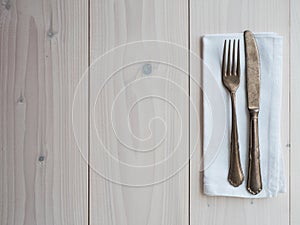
(247, 110, 262, 195)
(228, 93, 244, 187)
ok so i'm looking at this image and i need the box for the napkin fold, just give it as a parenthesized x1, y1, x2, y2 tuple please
(203, 33, 286, 198)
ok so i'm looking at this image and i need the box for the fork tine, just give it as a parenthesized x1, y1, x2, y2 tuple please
(227, 40, 231, 75)
(222, 40, 227, 76)
(237, 39, 240, 77)
(232, 40, 236, 75)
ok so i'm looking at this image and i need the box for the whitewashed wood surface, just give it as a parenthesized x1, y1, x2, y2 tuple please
(89, 1, 189, 225)
(190, 0, 290, 225)
(0, 0, 88, 224)
(0, 0, 298, 225)
(291, 0, 300, 224)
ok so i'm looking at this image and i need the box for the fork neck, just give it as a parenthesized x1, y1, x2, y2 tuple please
(230, 92, 237, 117)
(230, 92, 237, 100)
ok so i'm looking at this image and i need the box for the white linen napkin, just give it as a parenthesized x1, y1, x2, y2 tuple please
(202, 33, 286, 198)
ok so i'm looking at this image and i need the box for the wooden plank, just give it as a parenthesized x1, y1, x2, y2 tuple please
(291, 0, 300, 224)
(89, 0, 189, 225)
(189, 0, 290, 224)
(0, 0, 88, 225)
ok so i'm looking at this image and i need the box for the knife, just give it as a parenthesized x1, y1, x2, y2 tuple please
(244, 30, 262, 195)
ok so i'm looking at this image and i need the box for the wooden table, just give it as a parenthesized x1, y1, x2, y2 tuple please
(0, 0, 298, 224)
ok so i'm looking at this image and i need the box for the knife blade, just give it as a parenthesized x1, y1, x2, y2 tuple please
(244, 30, 262, 195)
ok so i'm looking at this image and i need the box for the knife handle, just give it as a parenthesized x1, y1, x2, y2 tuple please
(247, 110, 262, 195)
(228, 93, 244, 187)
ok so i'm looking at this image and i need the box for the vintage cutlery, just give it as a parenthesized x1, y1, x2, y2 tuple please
(222, 39, 244, 187)
(244, 30, 262, 195)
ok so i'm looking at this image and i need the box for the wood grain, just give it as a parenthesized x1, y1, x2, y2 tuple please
(89, 0, 189, 225)
(0, 0, 88, 224)
(189, 0, 290, 225)
(291, 0, 300, 224)
(0, 0, 297, 224)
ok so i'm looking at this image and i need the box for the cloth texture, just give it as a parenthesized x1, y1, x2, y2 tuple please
(203, 33, 286, 198)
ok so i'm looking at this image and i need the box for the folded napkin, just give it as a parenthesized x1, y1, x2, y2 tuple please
(203, 33, 286, 198)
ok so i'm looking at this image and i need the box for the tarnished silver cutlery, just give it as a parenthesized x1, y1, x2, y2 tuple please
(244, 30, 262, 195)
(222, 39, 244, 187)
(221, 31, 263, 195)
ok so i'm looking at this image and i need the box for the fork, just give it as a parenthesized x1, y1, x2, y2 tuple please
(222, 39, 244, 187)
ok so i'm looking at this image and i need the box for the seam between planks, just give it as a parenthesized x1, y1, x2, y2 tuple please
(188, 0, 191, 224)
(88, 0, 91, 224)
(288, 0, 291, 224)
